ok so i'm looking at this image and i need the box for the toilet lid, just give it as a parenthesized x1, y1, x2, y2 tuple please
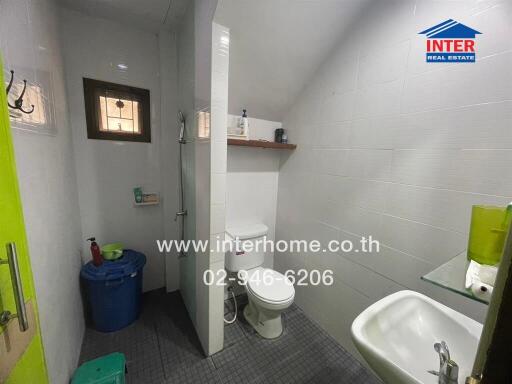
(226, 223, 268, 240)
(246, 268, 295, 303)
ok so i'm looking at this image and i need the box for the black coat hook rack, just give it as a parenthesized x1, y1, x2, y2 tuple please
(6, 70, 35, 115)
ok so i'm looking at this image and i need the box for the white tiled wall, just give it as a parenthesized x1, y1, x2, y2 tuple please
(59, 8, 173, 292)
(276, 0, 511, 360)
(205, 21, 230, 355)
(0, 0, 84, 382)
(187, 9, 228, 356)
(226, 116, 283, 269)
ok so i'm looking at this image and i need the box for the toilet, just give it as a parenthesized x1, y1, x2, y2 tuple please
(225, 223, 295, 339)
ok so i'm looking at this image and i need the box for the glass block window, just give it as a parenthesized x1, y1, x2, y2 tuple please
(83, 78, 150, 142)
(197, 110, 210, 139)
(9, 83, 47, 126)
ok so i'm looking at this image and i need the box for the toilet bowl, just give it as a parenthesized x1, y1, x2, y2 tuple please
(243, 267, 295, 338)
(225, 223, 295, 339)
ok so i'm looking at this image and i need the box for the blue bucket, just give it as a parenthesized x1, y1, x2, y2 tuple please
(81, 250, 146, 332)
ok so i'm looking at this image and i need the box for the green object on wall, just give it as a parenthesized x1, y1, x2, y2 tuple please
(467, 205, 512, 265)
(71, 353, 126, 384)
(0, 57, 49, 382)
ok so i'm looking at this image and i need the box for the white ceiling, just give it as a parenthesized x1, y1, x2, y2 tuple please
(58, 0, 189, 32)
(59, 0, 370, 121)
(215, 0, 370, 122)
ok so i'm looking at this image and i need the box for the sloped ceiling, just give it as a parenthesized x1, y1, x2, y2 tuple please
(58, 0, 189, 32)
(215, 0, 370, 122)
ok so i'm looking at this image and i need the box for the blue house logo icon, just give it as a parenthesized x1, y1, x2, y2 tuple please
(419, 19, 482, 63)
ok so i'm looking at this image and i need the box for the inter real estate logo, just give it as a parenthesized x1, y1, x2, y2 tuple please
(419, 19, 481, 63)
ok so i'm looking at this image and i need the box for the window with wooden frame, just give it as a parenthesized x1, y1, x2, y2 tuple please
(83, 78, 151, 142)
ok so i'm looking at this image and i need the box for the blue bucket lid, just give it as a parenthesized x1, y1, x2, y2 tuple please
(81, 249, 146, 281)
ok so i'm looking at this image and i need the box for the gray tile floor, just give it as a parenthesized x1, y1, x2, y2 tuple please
(79, 289, 381, 384)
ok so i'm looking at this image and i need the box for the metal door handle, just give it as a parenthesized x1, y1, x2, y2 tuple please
(0, 243, 29, 331)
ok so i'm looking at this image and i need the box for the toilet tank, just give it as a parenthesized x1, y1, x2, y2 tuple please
(225, 223, 268, 272)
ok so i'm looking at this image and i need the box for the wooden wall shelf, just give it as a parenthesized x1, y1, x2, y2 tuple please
(227, 139, 296, 150)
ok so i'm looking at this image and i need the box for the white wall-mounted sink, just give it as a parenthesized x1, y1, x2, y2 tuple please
(351, 291, 482, 384)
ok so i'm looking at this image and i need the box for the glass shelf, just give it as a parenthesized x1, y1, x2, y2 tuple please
(421, 252, 490, 305)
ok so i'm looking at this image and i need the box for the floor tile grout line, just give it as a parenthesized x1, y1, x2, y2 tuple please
(153, 319, 168, 380)
(209, 355, 219, 370)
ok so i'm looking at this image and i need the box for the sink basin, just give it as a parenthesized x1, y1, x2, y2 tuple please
(351, 290, 482, 384)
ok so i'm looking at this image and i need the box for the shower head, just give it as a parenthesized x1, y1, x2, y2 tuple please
(178, 110, 186, 144)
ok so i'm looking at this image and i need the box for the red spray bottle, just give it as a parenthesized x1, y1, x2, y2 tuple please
(87, 237, 103, 266)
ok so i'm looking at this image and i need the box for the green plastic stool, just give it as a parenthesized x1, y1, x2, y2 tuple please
(72, 352, 127, 384)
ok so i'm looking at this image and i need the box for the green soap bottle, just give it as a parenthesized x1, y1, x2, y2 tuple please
(467, 204, 512, 265)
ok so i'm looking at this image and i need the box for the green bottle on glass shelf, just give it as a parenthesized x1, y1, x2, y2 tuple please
(467, 203, 512, 265)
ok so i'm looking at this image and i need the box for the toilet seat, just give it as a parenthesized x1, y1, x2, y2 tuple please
(246, 267, 295, 304)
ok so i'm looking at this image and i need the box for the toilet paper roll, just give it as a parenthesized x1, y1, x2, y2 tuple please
(470, 280, 493, 301)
